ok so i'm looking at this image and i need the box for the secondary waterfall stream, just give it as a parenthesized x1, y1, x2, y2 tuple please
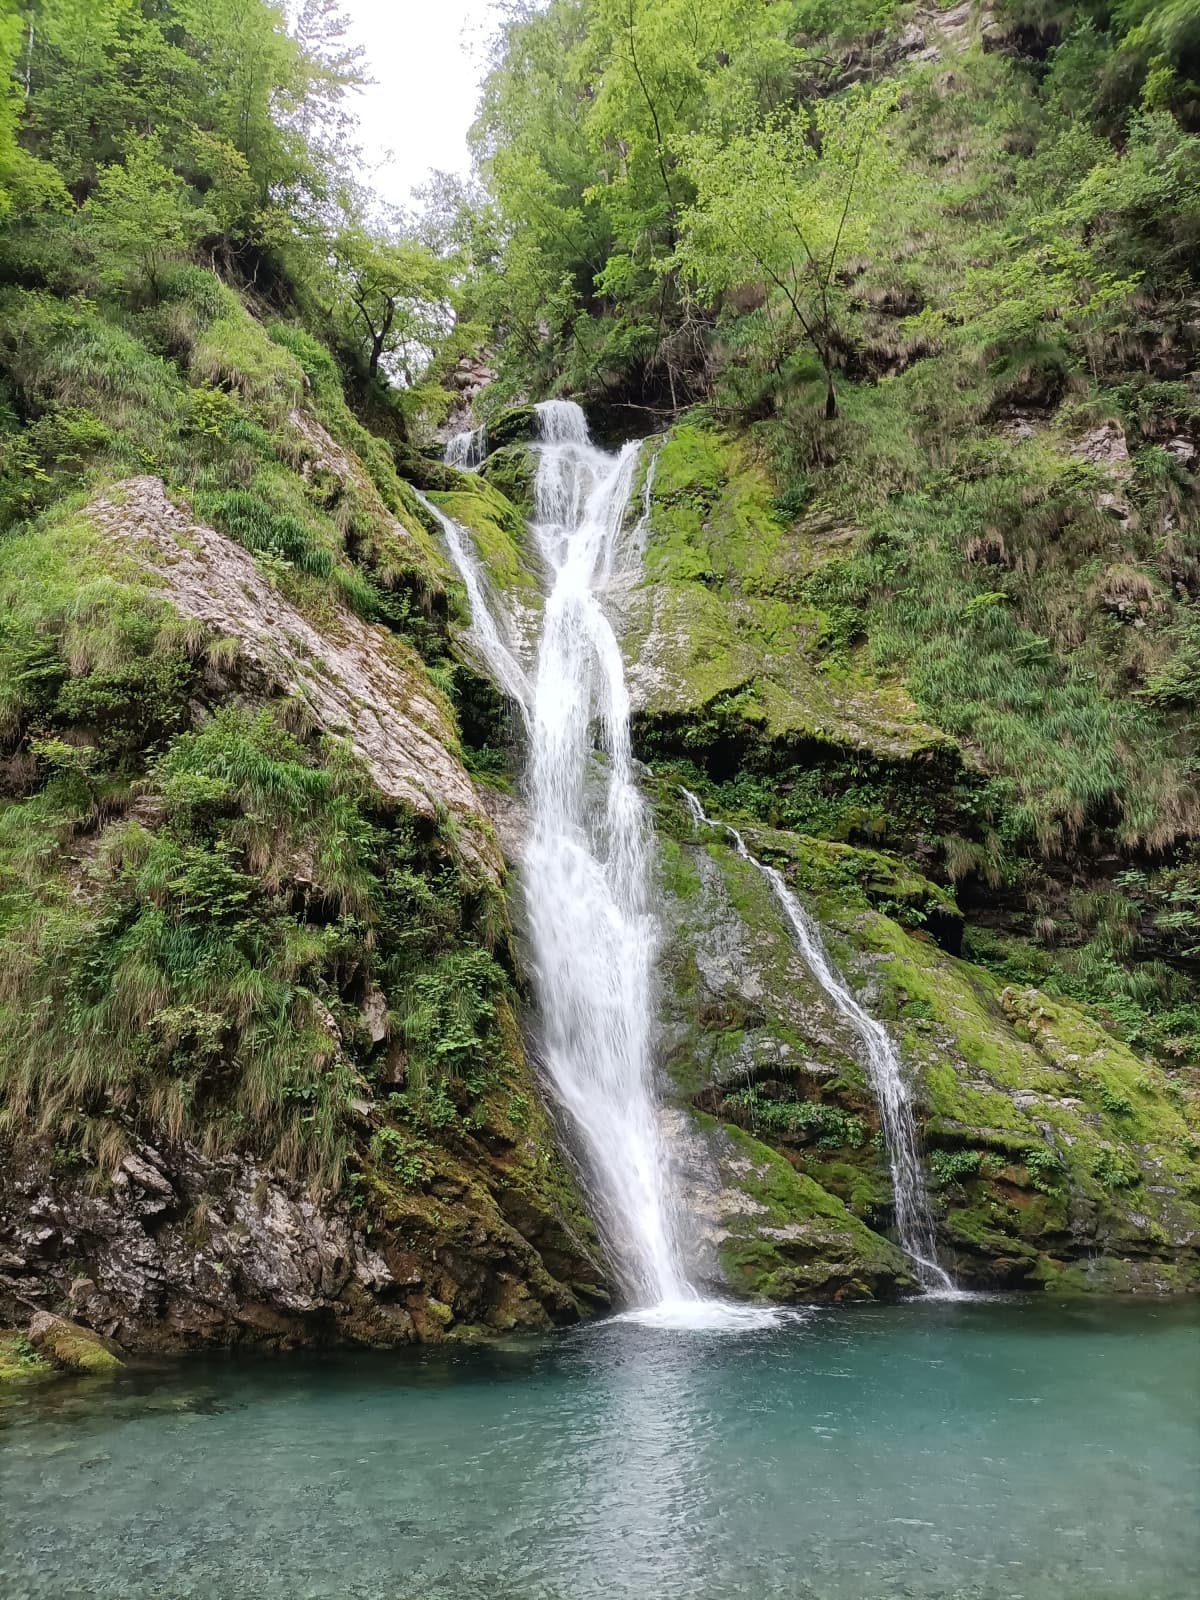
(680, 788, 957, 1294)
(441, 402, 777, 1327)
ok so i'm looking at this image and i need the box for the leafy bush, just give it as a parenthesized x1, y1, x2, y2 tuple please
(928, 1147, 983, 1188)
(1024, 1146, 1065, 1196)
(1093, 1148, 1140, 1190)
(721, 1087, 867, 1148)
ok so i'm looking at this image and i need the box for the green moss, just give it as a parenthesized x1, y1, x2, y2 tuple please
(748, 826, 960, 933)
(480, 405, 535, 451)
(430, 477, 541, 602)
(0, 1331, 54, 1383)
(825, 904, 1200, 1281)
(479, 442, 535, 514)
(629, 424, 949, 759)
(800, 1155, 893, 1220)
(715, 1123, 910, 1300)
(29, 1319, 124, 1374)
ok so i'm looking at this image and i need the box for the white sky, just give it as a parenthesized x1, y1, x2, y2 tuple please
(341, 0, 504, 210)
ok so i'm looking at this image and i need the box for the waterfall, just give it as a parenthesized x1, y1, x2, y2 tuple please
(436, 402, 781, 1328)
(411, 487, 531, 723)
(445, 421, 487, 471)
(680, 788, 958, 1295)
(523, 399, 689, 1308)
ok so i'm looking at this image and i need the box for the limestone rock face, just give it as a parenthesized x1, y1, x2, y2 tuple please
(0, 1135, 600, 1351)
(87, 475, 498, 875)
(653, 796, 1200, 1296)
(655, 816, 912, 1301)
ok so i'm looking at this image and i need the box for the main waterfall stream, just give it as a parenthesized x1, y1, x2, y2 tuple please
(439, 401, 773, 1327)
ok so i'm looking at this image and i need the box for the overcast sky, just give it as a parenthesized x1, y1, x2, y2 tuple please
(341, 0, 503, 211)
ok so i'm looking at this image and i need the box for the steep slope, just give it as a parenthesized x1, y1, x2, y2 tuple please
(0, 281, 606, 1350)
(455, 0, 1200, 1296)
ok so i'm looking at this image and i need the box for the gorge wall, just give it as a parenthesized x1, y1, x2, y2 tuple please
(4, 0, 1200, 1360)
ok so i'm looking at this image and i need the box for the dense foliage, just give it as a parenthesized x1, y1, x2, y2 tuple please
(0, 0, 517, 1192)
(458, 0, 1200, 1074)
(2, 0, 1199, 1221)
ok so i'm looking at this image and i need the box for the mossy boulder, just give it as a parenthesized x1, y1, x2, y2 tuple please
(27, 1313, 124, 1374)
(429, 474, 541, 604)
(483, 405, 537, 452)
(711, 1123, 912, 1301)
(479, 442, 536, 515)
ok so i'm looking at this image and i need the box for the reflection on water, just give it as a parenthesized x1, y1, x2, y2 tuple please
(2, 1298, 1197, 1600)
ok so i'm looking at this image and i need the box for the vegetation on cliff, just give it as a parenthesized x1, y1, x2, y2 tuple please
(0, 0, 600, 1349)
(452, 0, 1200, 1291)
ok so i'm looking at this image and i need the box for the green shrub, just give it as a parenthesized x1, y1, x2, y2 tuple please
(928, 1147, 983, 1188)
(721, 1087, 867, 1148)
(1093, 1149, 1139, 1190)
(1024, 1145, 1064, 1196)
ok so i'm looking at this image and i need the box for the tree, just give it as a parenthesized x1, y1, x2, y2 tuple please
(84, 137, 214, 295)
(0, 6, 21, 223)
(329, 222, 453, 386)
(675, 87, 897, 419)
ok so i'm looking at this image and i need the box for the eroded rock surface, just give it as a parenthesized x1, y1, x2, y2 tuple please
(88, 476, 497, 873)
(655, 801, 1200, 1295)
(0, 1134, 602, 1351)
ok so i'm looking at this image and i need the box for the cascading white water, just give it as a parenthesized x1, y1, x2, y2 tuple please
(411, 486, 531, 722)
(523, 400, 690, 1308)
(440, 404, 783, 1328)
(680, 788, 959, 1295)
(444, 421, 487, 471)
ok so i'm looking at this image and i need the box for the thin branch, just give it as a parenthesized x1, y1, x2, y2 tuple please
(623, 0, 676, 223)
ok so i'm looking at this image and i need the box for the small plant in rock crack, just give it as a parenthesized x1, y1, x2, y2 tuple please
(1024, 1146, 1065, 1196)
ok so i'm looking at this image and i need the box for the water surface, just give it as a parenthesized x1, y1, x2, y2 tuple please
(2, 1298, 1196, 1600)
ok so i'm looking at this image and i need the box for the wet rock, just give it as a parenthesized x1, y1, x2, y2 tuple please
(0, 1130, 599, 1352)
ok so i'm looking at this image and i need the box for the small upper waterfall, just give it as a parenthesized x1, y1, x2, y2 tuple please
(411, 486, 531, 722)
(444, 421, 487, 471)
(681, 788, 958, 1295)
(439, 402, 781, 1327)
